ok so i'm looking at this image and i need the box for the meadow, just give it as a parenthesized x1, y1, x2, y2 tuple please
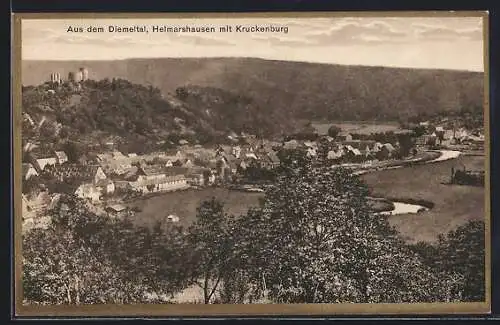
(361, 155, 485, 243)
(312, 121, 401, 135)
(126, 188, 263, 229)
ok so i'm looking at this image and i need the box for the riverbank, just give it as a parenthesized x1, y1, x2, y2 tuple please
(361, 154, 484, 243)
(346, 151, 441, 176)
(369, 197, 434, 215)
(425, 150, 461, 163)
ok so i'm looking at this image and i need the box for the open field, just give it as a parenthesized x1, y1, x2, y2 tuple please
(126, 188, 263, 229)
(312, 121, 401, 135)
(361, 155, 485, 243)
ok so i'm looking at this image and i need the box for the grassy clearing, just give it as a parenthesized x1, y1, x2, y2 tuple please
(126, 188, 263, 229)
(312, 121, 400, 135)
(361, 155, 485, 243)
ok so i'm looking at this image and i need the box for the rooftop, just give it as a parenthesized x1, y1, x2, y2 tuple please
(106, 204, 127, 212)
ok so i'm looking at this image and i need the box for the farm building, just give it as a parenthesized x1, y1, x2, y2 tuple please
(372, 142, 383, 152)
(444, 129, 455, 140)
(96, 179, 115, 195)
(306, 147, 317, 158)
(261, 151, 281, 169)
(111, 150, 127, 160)
(451, 167, 484, 186)
(416, 134, 437, 146)
(342, 140, 376, 150)
(327, 149, 343, 161)
(303, 141, 318, 149)
(283, 140, 299, 150)
(232, 145, 242, 158)
(245, 152, 259, 160)
(109, 162, 133, 175)
(236, 159, 249, 172)
(337, 133, 353, 141)
(345, 147, 363, 162)
(114, 180, 132, 190)
(136, 165, 167, 181)
(22, 163, 39, 180)
(130, 175, 189, 194)
(377, 143, 396, 160)
(182, 159, 194, 168)
(105, 204, 128, 217)
(50, 164, 107, 185)
(166, 214, 180, 223)
(75, 183, 101, 202)
(54, 151, 68, 164)
(129, 165, 189, 193)
(33, 156, 58, 171)
(175, 150, 185, 160)
(96, 153, 111, 162)
(186, 172, 205, 186)
(26, 190, 52, 214)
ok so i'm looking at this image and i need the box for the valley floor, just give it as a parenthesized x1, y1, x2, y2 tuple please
(127, 152, 485, 244)
(361, 154, 485, 243)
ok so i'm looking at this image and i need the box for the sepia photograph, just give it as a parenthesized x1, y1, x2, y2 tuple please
(13, 12, 489, 316)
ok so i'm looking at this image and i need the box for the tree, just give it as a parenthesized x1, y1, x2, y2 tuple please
(202, 169, 212, 186)
(327, 125, 342, 138)
(186, 198, 234, 304)
(23, 195, 191, 304)
(23, 226, 146, 305)
(62, 141, 83, 163)
(397, 133, 415, 157)
(316, 138, 331, 166)
(412, 125, 427, 138)
(38, 121, 56, 142)
(175, 87, 188, 100)
(231, 162, 447, 303)
(436, 130, 445, 144)
(411, 220, 485, 302)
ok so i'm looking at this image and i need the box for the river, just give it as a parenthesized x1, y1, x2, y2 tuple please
(379, 201, 429, 216)
(425, 150, 461, 163)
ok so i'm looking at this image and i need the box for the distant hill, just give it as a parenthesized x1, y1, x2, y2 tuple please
(22, 57, 484, 123)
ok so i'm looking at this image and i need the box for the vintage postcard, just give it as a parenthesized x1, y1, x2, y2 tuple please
(13, 12, 490, 317)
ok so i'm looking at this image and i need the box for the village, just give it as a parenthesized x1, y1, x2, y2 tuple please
(21, 114, 484, 231)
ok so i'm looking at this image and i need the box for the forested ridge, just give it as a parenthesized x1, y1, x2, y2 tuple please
(22, 78, 301, 153)
(23, 57, 484, 124)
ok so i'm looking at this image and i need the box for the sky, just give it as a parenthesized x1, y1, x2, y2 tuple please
(21, 15, 485, 71)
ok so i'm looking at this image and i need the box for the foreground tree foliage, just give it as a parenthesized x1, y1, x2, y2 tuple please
(186, 198, 234, 304)
(22, 196, 190, 304)
(23, 176, 485, 304)
(410, 220, 485, 302)
(229, 161, 452, 303)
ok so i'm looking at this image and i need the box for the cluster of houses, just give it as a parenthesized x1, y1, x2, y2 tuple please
(19, 132, 412, 231)
(22, 136, 402, 199)
(281, 137, 398, 163)
(415, 122, 484, 148)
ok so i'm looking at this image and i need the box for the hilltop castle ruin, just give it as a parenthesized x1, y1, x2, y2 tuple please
(49, 67, 89, 86)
